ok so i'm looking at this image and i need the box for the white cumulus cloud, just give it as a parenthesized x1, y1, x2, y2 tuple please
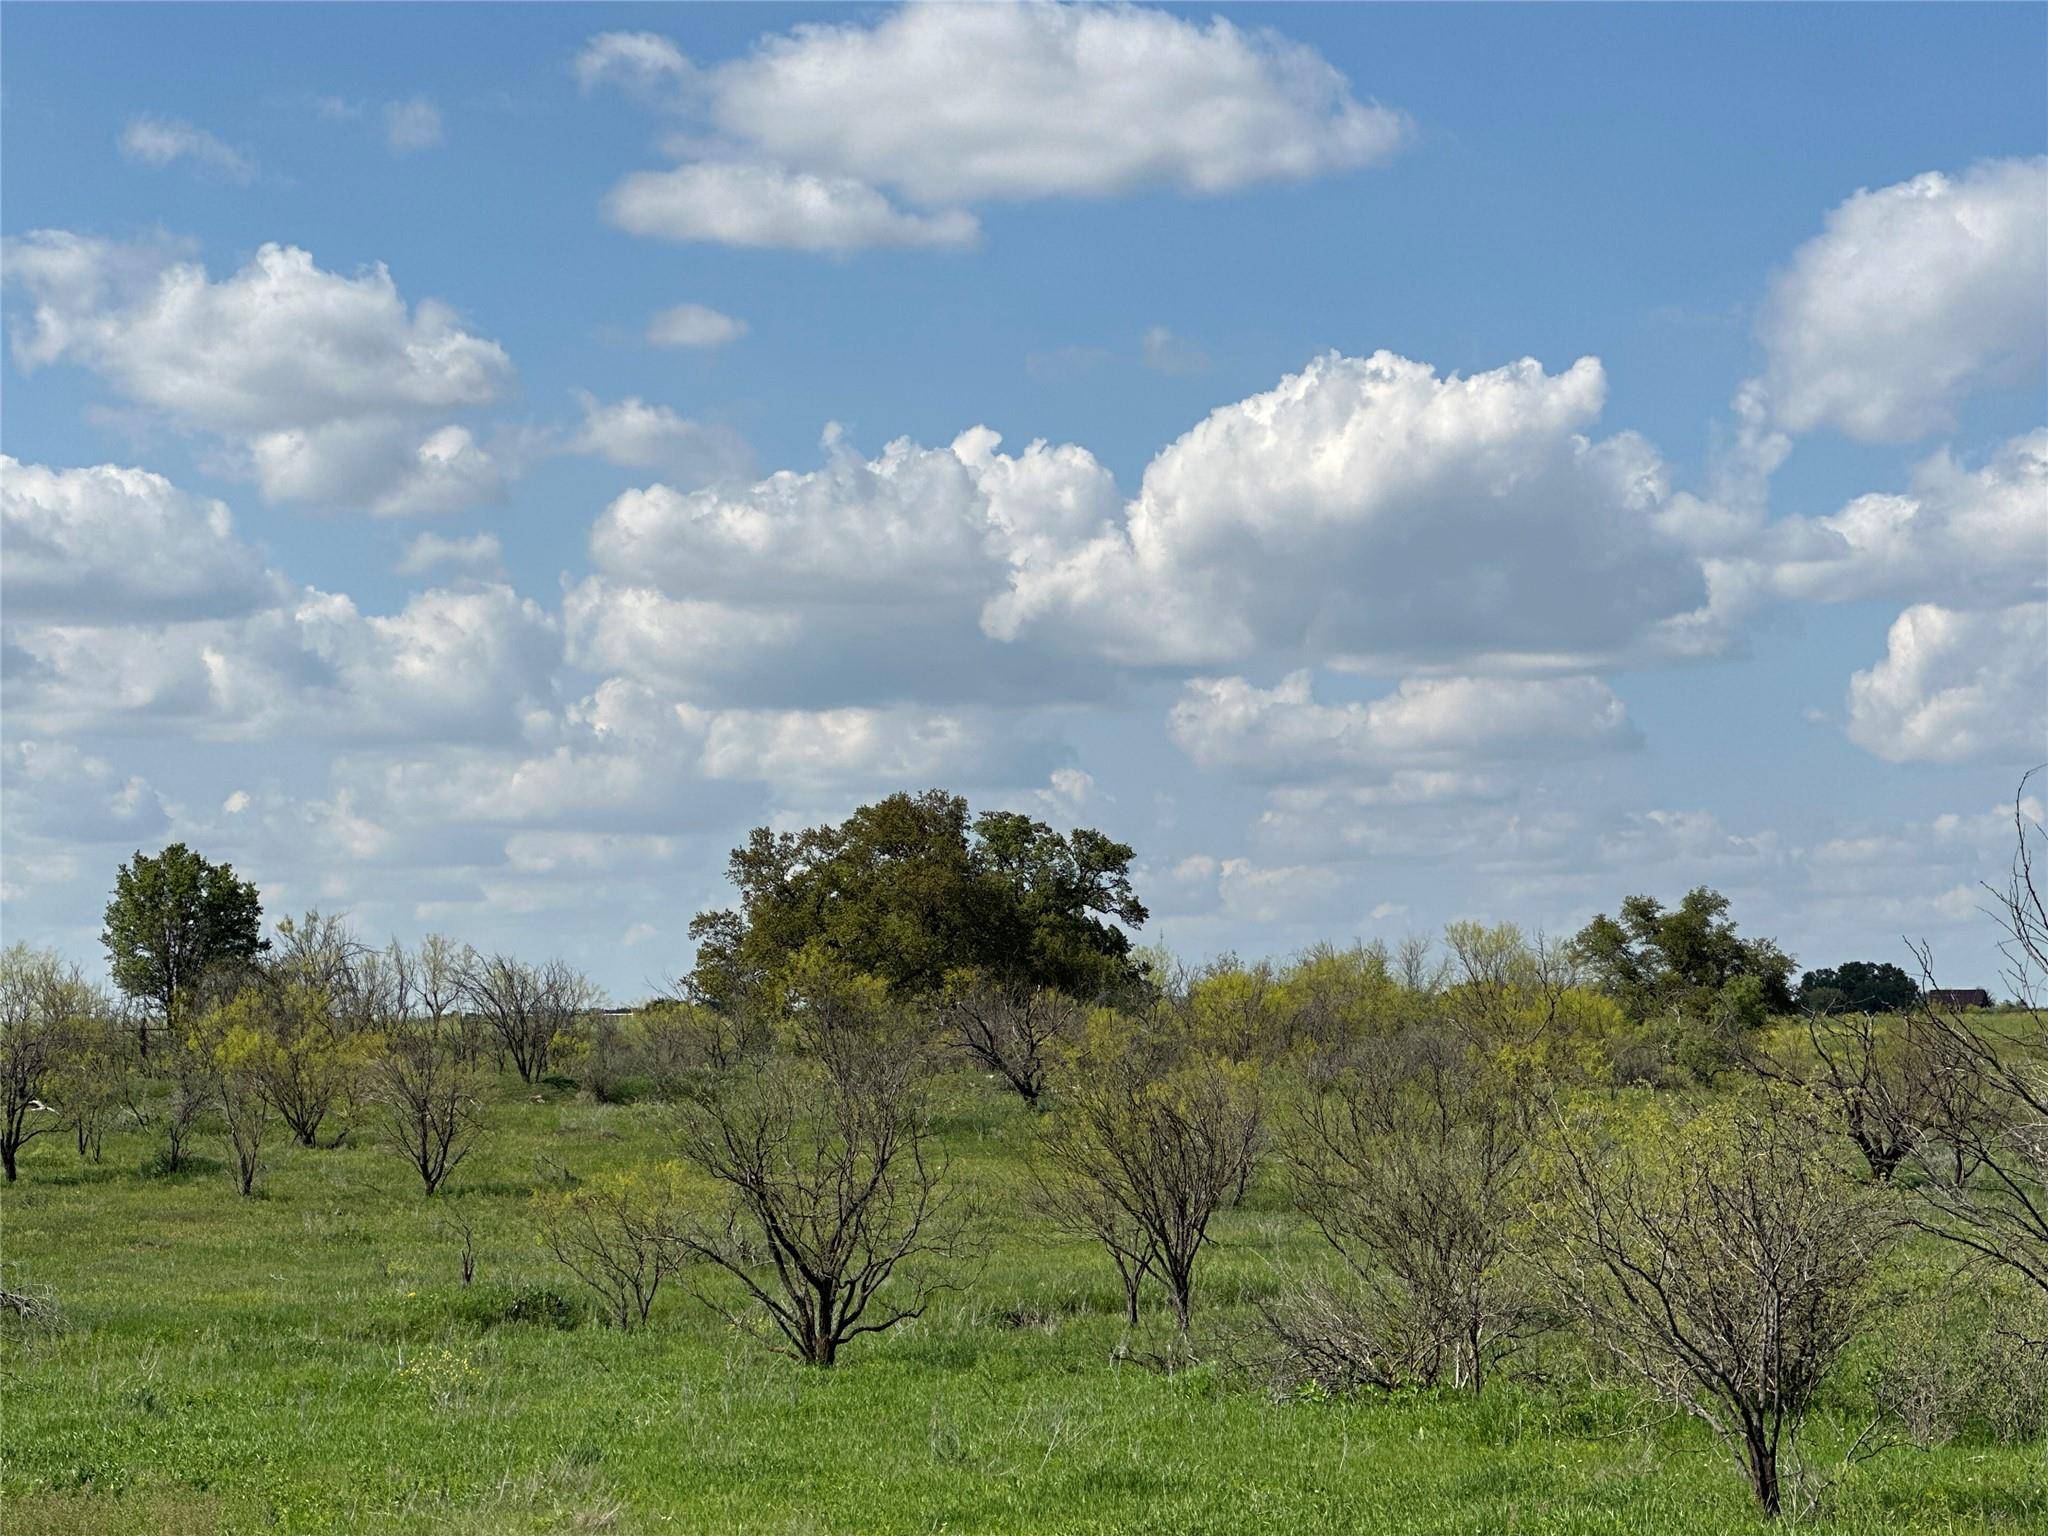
(1169, 671, 1637, 780)
(1845, 602, 2048, 764)
(571, 393, 753, 486)
(2, 456, 277, 621)
(3, 233, 515, 515)
(586, 4, 1405, 251)
(1758, 157, 2048, 442)
(1744, 429, 2047, 611)
(986, 350, 1703, 671)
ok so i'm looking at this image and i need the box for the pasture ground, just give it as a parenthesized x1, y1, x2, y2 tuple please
(3, 1074, 2044, 1535)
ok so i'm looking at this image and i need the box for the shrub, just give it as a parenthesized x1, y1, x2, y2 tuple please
(534, 1166, 686, 1330)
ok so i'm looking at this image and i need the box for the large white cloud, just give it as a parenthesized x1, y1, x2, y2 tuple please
(563, 579, 800, 694)
(584, 4, 1404, 250)
(6, 583, 560, 745)
(1, 457, 278, 621)
(348, 675, 1038, 837)
(2, 234, 516, 514)
(569, 352, 1727, 701)
(592, 431, 1006, 601)
(1758, 158, 2048, 442)
(1, 739, 171, 847)
(987, 350, 1706, 670)
(1169, 671, 1637, 780)
(1746, 429, 2047, 610)
(704, 4, 1406, 204)
(572, 425, 1118, 705)
(1845, 602, 2047, 764)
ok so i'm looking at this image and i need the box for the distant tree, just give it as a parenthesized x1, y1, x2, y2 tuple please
(458, 954, 598, 1084)
(191, 1000, 272, 1196)
(149, 1034, 213, 1175)
(1573, 889, 1794, 1078)
(687, 790, 1147, 1009)
(102, 844, 267, 1054)
(1781, 1010, 1937, 1183)
(938, 975, 1083, 1106)
(55, 1005, 125, 1163)
(1574, 888, 1794, 1018)
(1029, 1147, 1158, 1326)
(536, 1167, 685, 1330)
(370, 941, 490, 1195)
(637, 996, 762, 1090)
(1796, 961, 1918, 1015)
(238, 972, 379, 1149)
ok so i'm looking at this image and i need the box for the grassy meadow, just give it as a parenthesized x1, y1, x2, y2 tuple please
(2, 1064, 2044, 1536)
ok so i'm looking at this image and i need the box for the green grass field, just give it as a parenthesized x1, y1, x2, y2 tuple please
(3, 1074, 2043, 1536)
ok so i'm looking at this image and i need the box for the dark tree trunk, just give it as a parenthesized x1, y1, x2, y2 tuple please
(1743, 1426, 1781, 1517)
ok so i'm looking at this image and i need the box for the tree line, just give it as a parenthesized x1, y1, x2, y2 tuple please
(3, 787, 2044, 1517)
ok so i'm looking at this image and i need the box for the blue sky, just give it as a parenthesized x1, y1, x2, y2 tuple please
(4, 3, 2044, 998)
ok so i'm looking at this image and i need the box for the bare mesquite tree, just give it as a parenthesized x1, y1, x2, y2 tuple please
(1280, 1031, 1545, 1395)
(1537, 1092, 1892, 1517)
(1765, 1009, 1938, 1184)
(1394, 933, 1450, 996)
(667, 1044, 958, 1366)
(242, 971, 371, 1149)
(184, 983, 278, 1195)
(211, 1034, 271, 1197)
(459, 954, 598, 1084)
(371, 941, 490, 1195)
(271, 911, 372, 1012)
(55, 1004, 126, 1163)
(1908, 781, 2048, 1302)
(0, 946, 99, 1182)
(1028, 1149, 1158, 1326)
(1034, 1018, 1262, 1329)
(536, 1168, 685, 1330)
(637, 999, 757, 1096)
(940, 976, 1083, 1106)
(151, 1032, 213, 1174)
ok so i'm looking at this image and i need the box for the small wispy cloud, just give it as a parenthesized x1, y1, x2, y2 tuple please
(647, 303, 747, 350)
(1141, 325, 1212, 379)
(318, 95, 445, 157)
(119, 115, 255, 184)
(384, 98, 444, 155)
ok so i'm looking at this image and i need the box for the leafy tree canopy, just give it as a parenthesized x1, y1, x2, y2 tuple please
(687, 789, 1147, 1007)
(1571, 887, 1794, 1021)
(1797, 960, 1918, 1015)
(101, 843, 268, 1031)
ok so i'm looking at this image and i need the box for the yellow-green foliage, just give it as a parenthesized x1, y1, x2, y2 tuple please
(532, 1163, 692, 1330)
(776, 943, 931, 1066)
(191, 981, 382, 1149)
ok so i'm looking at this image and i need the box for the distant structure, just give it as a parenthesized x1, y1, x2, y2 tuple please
(1925, 987, 1993, 1010)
